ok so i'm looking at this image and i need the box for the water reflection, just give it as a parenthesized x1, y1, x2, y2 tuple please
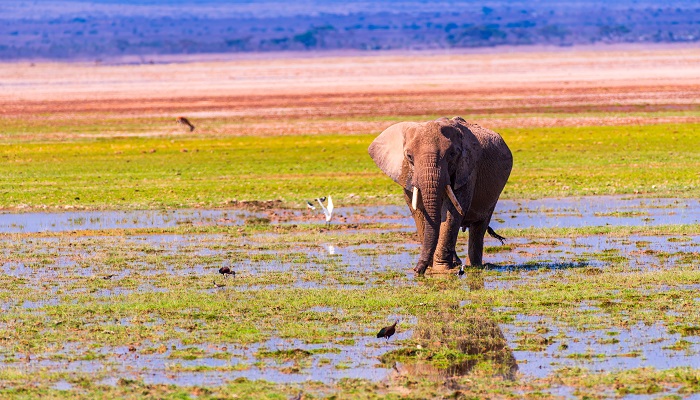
(388, 304, 518, 382)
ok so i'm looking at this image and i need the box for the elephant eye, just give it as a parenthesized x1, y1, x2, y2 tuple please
(406, 153, 414, 164)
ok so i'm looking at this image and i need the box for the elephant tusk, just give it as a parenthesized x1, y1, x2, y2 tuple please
(445, 185, 464, 216)
(411, 187, 419, 210)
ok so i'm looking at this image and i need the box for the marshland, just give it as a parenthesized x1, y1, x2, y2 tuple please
(0, 44, 699, 398)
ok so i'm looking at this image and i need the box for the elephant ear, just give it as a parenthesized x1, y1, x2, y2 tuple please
(451, 117, 480, 190)
(368, 122, 419, 185)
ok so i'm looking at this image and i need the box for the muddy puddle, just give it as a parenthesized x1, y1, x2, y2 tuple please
(1, 196, 698, 233)
(1, 196, 698, 389)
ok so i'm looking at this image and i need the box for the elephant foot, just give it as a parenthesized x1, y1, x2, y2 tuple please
(415, 254, 462, 275)
(413, 260, 430, 275)
(431, 249, 460, 269)
(426, 262, 452, 274)
(426, 255, 462, 274)
(425, 268, 455, 275)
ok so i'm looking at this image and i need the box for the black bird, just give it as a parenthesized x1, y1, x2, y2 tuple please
(458, 265, 465, 277)
(377, 320, 398, 340)
(103, 274, 117, 280)
(392, 362, 401, 373)
(318, 197, 326, 202)
(289, 392, 302, 400)
(487, 226, 506, 245)
(219, 266, 236, 278)
(176, 116, 195, 132)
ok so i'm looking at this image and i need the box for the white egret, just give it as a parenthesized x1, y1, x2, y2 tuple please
(316, 196, 334, 225)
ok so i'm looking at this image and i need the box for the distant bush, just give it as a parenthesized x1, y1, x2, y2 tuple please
(293, 31, 317, 48)
(540, 24, 569, 39)
(225, 37, 251, 50)
(599, 24, 631, 37)
(454, 25, 507, 44)
(506, 20, 536, 28)
(293, 25, 335, 48)
(444, 22, 458, 32)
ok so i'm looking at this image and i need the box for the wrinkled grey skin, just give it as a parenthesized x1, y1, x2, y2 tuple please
(368, 117, 513, 274)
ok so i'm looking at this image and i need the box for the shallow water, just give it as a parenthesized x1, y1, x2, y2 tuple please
(6, 333, 411, 387)
(496, 196, 700, 229)
(505, 321, 700, 379)
(1, 196, 698, 388)
(1, 196, 698, 233)
(0, 209, 251, 233)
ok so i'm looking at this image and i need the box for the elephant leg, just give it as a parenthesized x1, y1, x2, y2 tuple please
(440, 184, 473, 269)
(467, 219, 489, 266)
(432, 197, 464, 271)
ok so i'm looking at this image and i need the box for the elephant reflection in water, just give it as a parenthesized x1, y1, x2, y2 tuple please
(369, 117, 512, 275)
(389, 270, 518, 381)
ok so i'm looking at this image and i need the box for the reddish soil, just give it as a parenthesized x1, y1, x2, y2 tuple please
(1, 45, 699, 137)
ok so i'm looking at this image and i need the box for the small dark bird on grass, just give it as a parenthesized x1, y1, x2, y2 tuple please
(289, 392, 302, 400)
(458, 265, 465, 277)
(176, 116, 195, 132)
(318, 197, 326, 202)
(377, 320, 398, 340)
(219, 266, 236, 278)
(487, 226, 506, 245)
(103, 274, 117, 280)
(392, 362, 401, 373)
(213, 280, 225, 288)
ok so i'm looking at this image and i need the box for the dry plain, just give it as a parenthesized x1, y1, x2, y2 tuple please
(2, 46, 700, 127)
(0, 45, 699, 398)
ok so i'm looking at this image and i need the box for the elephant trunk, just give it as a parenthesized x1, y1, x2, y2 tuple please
(413, 158, 448, 275)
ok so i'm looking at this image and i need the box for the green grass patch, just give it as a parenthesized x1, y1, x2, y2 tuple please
(0, 122, 698, 209)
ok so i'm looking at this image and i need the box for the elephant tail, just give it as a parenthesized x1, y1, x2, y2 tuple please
(487, 226, 506, 245)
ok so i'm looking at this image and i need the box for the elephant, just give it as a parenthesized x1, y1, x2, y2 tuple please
(368, 117, 513, 275)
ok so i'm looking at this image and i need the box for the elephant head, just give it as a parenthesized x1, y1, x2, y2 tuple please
(369, 117, 480, 274)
